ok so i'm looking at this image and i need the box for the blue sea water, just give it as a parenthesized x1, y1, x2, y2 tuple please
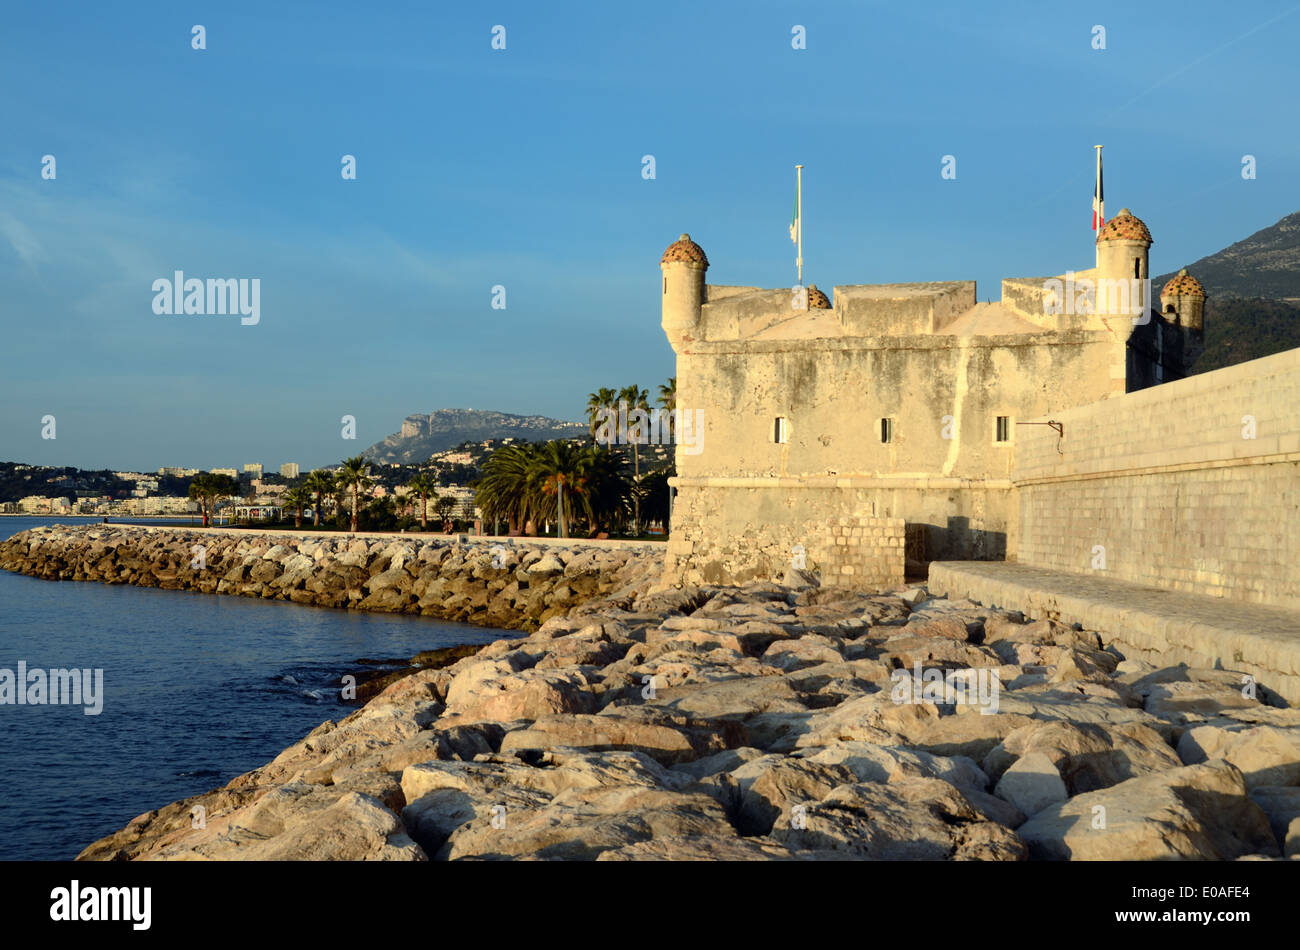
(0, 516, 506, 860)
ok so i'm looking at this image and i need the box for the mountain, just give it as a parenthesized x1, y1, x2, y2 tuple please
(1153, 211, 1300, 301)
(361, 409, 587, 464)
(1151, 211, 1300, 374)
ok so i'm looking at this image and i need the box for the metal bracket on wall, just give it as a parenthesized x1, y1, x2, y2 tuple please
(1015, 420, 1065, 454)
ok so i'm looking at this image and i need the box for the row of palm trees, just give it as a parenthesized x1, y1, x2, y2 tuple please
(276, 457, 460, 532)
(583, 378, 675, 534)
(473, 440, 633, 538)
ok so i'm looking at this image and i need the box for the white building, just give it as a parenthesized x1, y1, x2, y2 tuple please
(280, 462, 300, 479)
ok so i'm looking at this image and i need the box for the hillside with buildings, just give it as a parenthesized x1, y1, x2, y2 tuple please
(362, 409, 587, 464)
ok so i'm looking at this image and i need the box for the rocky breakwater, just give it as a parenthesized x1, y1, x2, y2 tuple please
(72, 575, 1300, 861)
(0, 525, 662, 631)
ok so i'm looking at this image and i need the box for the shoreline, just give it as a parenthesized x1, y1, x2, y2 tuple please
(0, 524, 662, 631)
(6, 523, 1299, 862)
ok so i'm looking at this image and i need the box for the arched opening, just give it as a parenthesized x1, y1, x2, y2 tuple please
(1164, 304, 1175, 314)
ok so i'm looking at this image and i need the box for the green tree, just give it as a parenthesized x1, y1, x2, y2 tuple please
(619, 384, 649, 534)
(188, 472, 238, 527)
(473, 442, 541, 535)
(337, 456, 373, 533)
(526, 441, 587, 538)
(436, 494, 458, 523)
(284, 484, 312, 528)
(657, 376, 676, 414)
(305, 470, 334, 527)
(187, 474, 213, 527)
(570, 444, 631, 535)
(407, 472, 438, 530)
(586, 387, 618, 443)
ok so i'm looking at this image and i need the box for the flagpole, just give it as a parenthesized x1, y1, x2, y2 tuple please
(1093, 145, 1103, 268)
(795, 164, 804, 286)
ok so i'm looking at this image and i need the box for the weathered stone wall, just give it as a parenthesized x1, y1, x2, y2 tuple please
(663, 327, 1119, 587)
(0, 525, 664, 631)
(1013, 347, 1300, 609)
(663, 485, 905, 588)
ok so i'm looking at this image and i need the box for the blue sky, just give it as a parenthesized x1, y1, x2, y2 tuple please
(2, 0, 1297, 472)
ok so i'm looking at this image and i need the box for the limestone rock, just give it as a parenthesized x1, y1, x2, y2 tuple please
(1176, 724, 1300, 788)
(771, 776, 1026, 860)
(984, 720, 1181, 794)
(1016, 761, 1278, 860)
(993, 752, 1068, 818)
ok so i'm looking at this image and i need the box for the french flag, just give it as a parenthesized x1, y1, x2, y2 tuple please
(1092, 149, 1104, 232)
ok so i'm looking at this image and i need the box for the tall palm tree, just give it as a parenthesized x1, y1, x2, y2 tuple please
(407, 472, 438, 530)
(474, 442, 541, 535)
(305, 470, 334, 527)
(284, 484, 311, 528)
(657, 376, 676, 414)
(188, 473, 213, 527)
(188, 472, 238, 527)
(572, 444, 631, 535)
(526, 441, 589, 539)
(619, 384, 649, 534)
(336, 456, 372, 533)
(657, 376, 678, 447)
(586, 387, 619, 444)
(209, 473, 238, 525)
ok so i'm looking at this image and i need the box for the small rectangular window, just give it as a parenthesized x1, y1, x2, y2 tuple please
(880, 418, 893, 444)
(773, 417, 788, 444)
(663, 276, 667, 294)
(995, 416, 1010, 442)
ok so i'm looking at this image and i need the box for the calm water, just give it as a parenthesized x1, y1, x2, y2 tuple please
(0, 516, 507, 860)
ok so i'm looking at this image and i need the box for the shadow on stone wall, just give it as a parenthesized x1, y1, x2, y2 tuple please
(908, 517, 1006, 574)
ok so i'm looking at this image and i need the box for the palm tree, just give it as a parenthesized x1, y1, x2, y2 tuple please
(619, 384, 649, 534)
(586, 387, 619, 444)
(658, 376, 676, 413)
(474, 442, 541, 535)
(188, 473, 213, 527)
(526, 441, 588, 539)
(436, 494, 458, 524)
(571, 444, 631, 535)
(407, 472, 438, 530)
(209, 473, 238, 525)
(188, 472, 238, 527)
(305, 470, 334, 527)
(336, 456, 372, 533)
(283, 484, 312, 528)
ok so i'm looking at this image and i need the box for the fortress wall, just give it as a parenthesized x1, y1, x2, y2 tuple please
(929, 281, 979, 332)
(1001, 278, 1053, 325)
(662, 329, 1119, 589)
(664, 479, 1009, 588)
(663, 480, 904, 588)
(1013, 347, 1300, 609)
(674, 333, 1114, 481)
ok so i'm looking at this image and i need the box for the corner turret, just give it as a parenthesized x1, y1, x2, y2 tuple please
(661, 233, 707, 351)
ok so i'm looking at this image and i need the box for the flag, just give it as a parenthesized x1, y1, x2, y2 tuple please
(1092, 152, 1105, 232)
(790, 182, 800, 244)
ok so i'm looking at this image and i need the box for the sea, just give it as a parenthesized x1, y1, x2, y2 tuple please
(0, 516, 506, 860)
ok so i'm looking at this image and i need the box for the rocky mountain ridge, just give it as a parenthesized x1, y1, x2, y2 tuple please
(362, 409, 586, 464)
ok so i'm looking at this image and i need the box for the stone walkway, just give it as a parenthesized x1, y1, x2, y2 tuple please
(928, 561, 1300, 705)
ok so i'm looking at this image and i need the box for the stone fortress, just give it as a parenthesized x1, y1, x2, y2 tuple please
(659, 209, 1215, 591)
